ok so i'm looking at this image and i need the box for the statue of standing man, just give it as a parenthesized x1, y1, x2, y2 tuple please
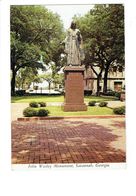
(64, 21, 85, 66)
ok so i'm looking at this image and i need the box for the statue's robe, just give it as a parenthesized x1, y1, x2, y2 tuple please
(64, 28, 85, 66)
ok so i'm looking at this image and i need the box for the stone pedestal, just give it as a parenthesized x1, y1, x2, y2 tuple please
(63, 66, 87, 111)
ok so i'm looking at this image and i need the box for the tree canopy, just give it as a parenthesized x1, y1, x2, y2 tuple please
(11, 4, 124, 96)
(75, 4, 124, 95)
(11, 5, 65, 94)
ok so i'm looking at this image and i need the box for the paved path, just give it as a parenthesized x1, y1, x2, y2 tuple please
(12, 117, 126, 164)
(11, 103, 29, 121)
(107, 101, 125, 108)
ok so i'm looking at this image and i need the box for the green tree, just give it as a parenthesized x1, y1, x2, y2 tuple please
(75, 4, 124, 95)
(53, 73, 64, 89)
(40, 73, 53, 92)
(16, 67, 42, 90)
(11, 5, 64, 95)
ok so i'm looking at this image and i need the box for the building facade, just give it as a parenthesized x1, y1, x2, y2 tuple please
(84, 66, 125, 94)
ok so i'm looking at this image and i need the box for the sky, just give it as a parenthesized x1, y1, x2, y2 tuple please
(45, 4, 94, 30)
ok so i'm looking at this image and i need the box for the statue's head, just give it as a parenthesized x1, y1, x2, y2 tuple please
(70, 21, 76, 29)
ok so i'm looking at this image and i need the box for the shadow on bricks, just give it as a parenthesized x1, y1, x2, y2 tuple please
(12, 119, 126, 164)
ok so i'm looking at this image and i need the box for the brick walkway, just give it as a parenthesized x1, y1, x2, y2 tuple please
(12, 117, 126, 164)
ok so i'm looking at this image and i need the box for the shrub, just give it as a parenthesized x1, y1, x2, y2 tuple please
(115, 92, 121, 99)
(113, 106, 125, 115)
(29, 101, 39, 108)
(103, 91, 115, 96)
(88, 101, 96, 106)
(100, 89, 116, 96)
(107, 91, 115, 96)
(15, 90, 26, 96)
(84, 90, 92, 96)
(23, 107, 37, 117)
(120, 92, 125, 101)
(38, 102, 46, 107)
(99, 102, 108, 107)
(37, 109, 49, 116)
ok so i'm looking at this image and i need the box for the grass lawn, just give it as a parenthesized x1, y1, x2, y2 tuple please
(33, 106, 114, 116)
(11, 95, 117, 103)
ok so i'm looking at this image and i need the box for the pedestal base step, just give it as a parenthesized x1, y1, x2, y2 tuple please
(63, 104, 87, 112)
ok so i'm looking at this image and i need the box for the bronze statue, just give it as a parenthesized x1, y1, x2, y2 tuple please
(64, 21, 85, 66)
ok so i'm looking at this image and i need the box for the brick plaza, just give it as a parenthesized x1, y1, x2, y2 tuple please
(12, 117, 126, 164)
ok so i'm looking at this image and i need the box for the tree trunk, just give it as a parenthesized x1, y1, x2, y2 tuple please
(11, 69, 16, 96)
(90, 64, 103, 96)
(11, 51, 17, 96)
(49, 82, 51, 93)
(103, 70, 108, 93)
(21, 82, 23, 90)
(96, 76, 101, 96)
(103, 64, 110, 93)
